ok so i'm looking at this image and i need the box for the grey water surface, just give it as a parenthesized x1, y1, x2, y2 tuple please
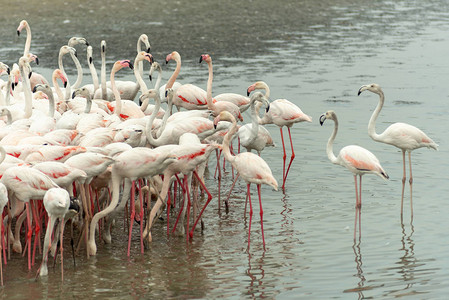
(0, 0, 448, 299)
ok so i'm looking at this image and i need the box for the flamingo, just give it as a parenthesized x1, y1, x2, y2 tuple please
(87, 147, 177, 256)
(38, 188, 70, 280)
(357, 83, 438, 218)
(0, 165, 59, 269)
(247, 81, 312, 190)
(16, 20, 49, 90)
(106, 60, 146, 120)
(200, 54, 243, 122)
(93, 41, 113, 101)
(67, 37, 89, 91)
(213, 111, 278, 250)
(165, 51, 210, 111)
(319, 110, 389, 240)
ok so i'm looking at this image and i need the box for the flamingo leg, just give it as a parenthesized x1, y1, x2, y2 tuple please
(185, 176, 191, 242)
(26, 202, 32, 270)
(224, 173, 239, 213)
(401, 150, 406, 215)
(408, 151, 413, 220)
(0, 214, 3, 286)
(353, 175, 358, 241)
(358, 175, 362, 240)
(257, 184, 265, 250)
(127, 181, 136, 257)
(189, 171, 213, 238)
(283, 127, 296, 190)
(166, 191, 171, 236)
(280, 127, 287, 190)
(247, 183, 253, 251)
(59, 218, 65, 281)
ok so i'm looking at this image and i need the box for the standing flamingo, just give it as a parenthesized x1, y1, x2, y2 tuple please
(319, 110, 389, 240)
(247, 81, 312, 190)
(200, 54, 243, 122)
(358, 83, 438, 218)
(38, 188, 70, 280)
(213, 111, 278, 250)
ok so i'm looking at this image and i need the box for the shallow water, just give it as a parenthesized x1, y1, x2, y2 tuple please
(1, 0, 449, 298)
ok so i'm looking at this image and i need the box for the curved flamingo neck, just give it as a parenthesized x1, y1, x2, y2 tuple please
(247, 97, 260, 144)
(101, 41, 107, 100)
(166, 53, 180, 90)
(205, 60, 215, 111)
(0, 146, 5, 165)
(110, 65, 122, 117)
(87, 46, 99, 93)
(326, 118, 339, 165)
(70, 51, 83, 89)
(52, 71, 65, 101)
(156, 91, 174, 137)
(58, 49, 72, 100)
(145, 92, 163, 147)
(23, 22, 31, 56)
(18, 59, 32, 119)
(222, 118, 238, 164)
(134, 55, 148, 94)
(368, 91, 385, 142)
(259, 82, 270, 98)
(2, 109, 12, 125)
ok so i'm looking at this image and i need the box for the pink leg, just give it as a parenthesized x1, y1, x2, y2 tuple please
(247, 183, 253, 251)
(26, 203, 32, 270)
(185, 176, 191, 242)
(283, 127, 296, 190)
(166, 192, 171, 236)
(189, 171, 213, 238)
(138, 180, 144, 254)
(280, 128, 287, 189)
(127, 181, 136, 257)
(257, 184, 265, 250)
(358, 175, 362, 240)
(0, 214, 3, 286)
(172, 176, 187, 234)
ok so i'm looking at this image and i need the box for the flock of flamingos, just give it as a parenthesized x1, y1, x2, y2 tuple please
(0, 20, 438, 285)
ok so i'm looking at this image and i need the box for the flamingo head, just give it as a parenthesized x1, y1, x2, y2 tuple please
(149, 62, 161, 81)
(199, 54, 211, 64)
(54, 69, 68, 88)
(139, 34, 151, 52)
(214, 111, 235, 129)
(138, 51, 154, 64)
(165, 51, 180, 64)
(68, 36, 89, 47)
(101, 40, 106, 53)
(246, 81, 268, 96)
(116, 60, 134, 71)
(17, 20, 28, 36)
(319, 110, 337, 126)
(0, 63, 10, 76)
(357, 83, 383, 96)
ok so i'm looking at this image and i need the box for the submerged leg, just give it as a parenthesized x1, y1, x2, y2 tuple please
(247, 184, 253, 251)
(408, 151, 414, 220)
(401, 150, 406, 215)
(283, 127, 296, 190)
(257, 184, 265, 250)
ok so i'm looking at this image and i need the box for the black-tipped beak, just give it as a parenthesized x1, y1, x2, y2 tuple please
(165, 59, 169, 64)
(35, 57, 39, 65)
(85, 41, 90, 46)
(214, 123, 217, 129)
(17, 30, 20, 36)
(64, 81, 67, 88)
(165, 90, 169, 97)
(6, 67, 10, 75)
(199, 56, 203, 63)
(102, 45, 105, 52)
(266, 104, 270, 113)
(72, 91, 76, 99)
(149, 74, 152, 81)
(28, 71, 32, 79)
(89, 57, 93, 64)
(246, 89, 250, 97)
(32, 86, 37, 93)
(147, 47, 151, 53)
(319, 114, 326, 126)
(74, 50, 77, 58)
(357, 89, 362, 96)
(128, 61, 134, 70)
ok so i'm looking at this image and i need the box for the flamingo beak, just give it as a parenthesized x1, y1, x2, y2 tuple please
(28, 71, 32, 79)
(319, 114, 326, 126)
(72, 91, 76, 99)
(199, 56, 203, 63)
(266, 104, 270, 113)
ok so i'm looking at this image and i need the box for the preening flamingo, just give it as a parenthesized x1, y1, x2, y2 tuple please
(247, 81, 312, 191)
(214, 111, 278, 250)
(358, 83, 438, 218)
(319, 110, 389, 240)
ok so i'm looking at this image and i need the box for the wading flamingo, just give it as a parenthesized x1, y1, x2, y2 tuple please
(358, 84, 438, 219)
(213, 111, 278, 250)
(319, 110, 389, 240)
(247, 81, 312, 190)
